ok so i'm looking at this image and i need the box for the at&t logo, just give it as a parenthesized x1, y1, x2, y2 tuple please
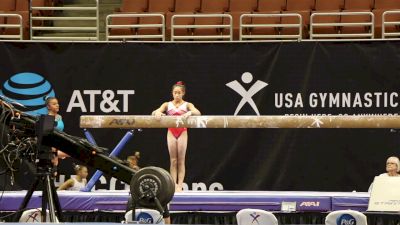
(0, 72, 55, 115)
(67, 90, 135, 113)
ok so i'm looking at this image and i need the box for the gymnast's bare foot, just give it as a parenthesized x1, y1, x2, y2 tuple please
(175, 185, 183, 192)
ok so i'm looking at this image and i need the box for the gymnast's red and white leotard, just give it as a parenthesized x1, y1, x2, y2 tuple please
(167, 101, 188, 139)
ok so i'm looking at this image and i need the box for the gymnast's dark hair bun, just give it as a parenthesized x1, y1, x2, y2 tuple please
(72, 163, 80, 171)
(44, 96, 57, 106)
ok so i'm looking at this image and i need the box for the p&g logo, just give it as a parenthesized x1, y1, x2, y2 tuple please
(136, 212, 154, 224)
(337, 214, 356, 225)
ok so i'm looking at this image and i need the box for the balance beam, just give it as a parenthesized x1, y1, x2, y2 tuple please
(79, 115, 400, 129)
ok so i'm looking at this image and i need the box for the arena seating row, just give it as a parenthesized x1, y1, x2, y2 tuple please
(0, 0, 55, 39)
(0, 0, 400, 40)
(109, 0, 400, 40)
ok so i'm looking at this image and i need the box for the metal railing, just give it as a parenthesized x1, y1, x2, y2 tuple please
(240, 13, 302, 41)
(171, 14, 232, 41)
(310, 12, 374, 39)
(30, 0, 99, 41)
(14, 8, 399, 42)
(382, 10, 400, 39)
(105, 14, 165, 41)
(0, 14, 23, 40)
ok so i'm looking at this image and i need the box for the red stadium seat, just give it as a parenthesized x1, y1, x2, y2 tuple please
(284, 0, 315, 38)
(311, 13, 341, 37)
(109, 16, 137, 37)
(118, 0, 148, 12)
(136, 16, 165, 40)
(340, 13, 374, 37)
(250, 13, 280, 37)
(250, 0, 285, 37)
(193, 16, 225, 38)
(286, 0, 315, 11)
(167, 0, 201, 37)
(11, 0, 46, 39)
(229, 0, 257, 12)
(15, 0, 45, 14)
(4, 11, 29, 39)
(342, 0, 374, 37)
(33, 0, 46, 13)
(109, 0, 148, 37)
(225, 0, 258, 39)
(374, 0, 400, 9)
(312, 0, 344, 37)
(15, 0, 28, 11)
(344, 0, 373, 10)
(373, 0, 400, 38)
(174, 0, 200, 12)
(257, 0, 286, 12)
(373, 9, 400, 38)
(147, 0, 174, 12)
(223, 11, 250, 39)
(281, 11, 309, 38)
(136, 0, 174, 39)
(7, 0, 45, 39)
(315, 0, 344, 11)
(0, 0, 15, 11)
(200, 0, 229, 13)
(193, 0, 229, 38)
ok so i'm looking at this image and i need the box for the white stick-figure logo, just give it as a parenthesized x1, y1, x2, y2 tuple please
(226, 72, 268, 116)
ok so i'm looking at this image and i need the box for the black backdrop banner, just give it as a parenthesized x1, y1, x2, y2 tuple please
(1, 41, 400, 192)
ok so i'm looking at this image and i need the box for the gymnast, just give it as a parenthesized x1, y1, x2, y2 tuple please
(57, 164, 88, 191)
(368, 156, 400, 192)
(152, 81, 201, 192)
(45, 97, 69, 169)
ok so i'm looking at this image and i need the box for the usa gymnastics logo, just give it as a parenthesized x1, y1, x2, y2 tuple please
(226, 72, 268, 116)
(136, 212, 154, 223)
(337, 214, 356, 225)
(0, 72, 55, 115)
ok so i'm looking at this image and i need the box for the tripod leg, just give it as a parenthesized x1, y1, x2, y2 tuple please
(154, 196, 165, 216)
(131, 201, 136, 222)
(13, 178, 40, 222)
(50, 176, 63, 222)
(42, 177, 48, 222)
(44, 175, 57, 222)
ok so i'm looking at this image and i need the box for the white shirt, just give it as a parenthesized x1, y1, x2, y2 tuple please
(378, 173, 400, 177)
(368, 173, 400, 192)
(68, 177, 87, 191)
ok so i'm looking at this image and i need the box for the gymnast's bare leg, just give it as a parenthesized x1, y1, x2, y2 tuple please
(176, 131, 188, 192)
(167, 130, 187, 192)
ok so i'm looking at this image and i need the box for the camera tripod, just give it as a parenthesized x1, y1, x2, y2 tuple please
(13, 115, 62, 222)
(13, 146, 63, 223)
